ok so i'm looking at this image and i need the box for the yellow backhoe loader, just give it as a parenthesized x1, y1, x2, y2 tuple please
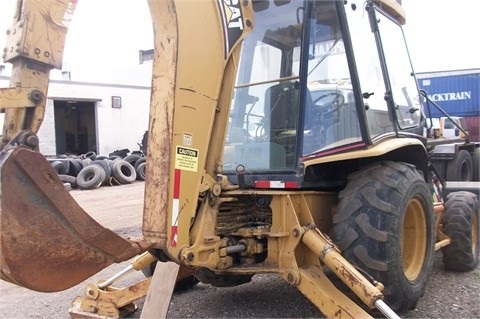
(1, 0, 479, 318)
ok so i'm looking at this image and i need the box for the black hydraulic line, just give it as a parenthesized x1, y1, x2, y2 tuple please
(419, 89, 470, 142)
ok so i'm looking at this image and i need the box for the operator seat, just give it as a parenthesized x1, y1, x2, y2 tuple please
(325, 92, 360, 145)
(265, 81, 299, 137)
(265, 81, 323, 157)
(264, 81, 318, 167)
(265, 81, 317, 136)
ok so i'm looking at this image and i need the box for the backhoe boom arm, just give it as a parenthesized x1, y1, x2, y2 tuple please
(1, 0, 75, 148)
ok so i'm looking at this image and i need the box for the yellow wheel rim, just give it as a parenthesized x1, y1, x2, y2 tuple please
(402, 198, 427, 281)
(472, 208, 478, 256)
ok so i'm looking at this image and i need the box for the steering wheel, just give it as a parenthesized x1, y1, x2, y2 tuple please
(312, 91, 345, 117)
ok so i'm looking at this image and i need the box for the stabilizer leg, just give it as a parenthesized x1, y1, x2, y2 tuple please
(301, 225, 400, 319)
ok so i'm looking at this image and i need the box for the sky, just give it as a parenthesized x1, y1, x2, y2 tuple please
(401, 0, 480, 73)
(0, 0, 479, 82)
(0, 0, 153, 82)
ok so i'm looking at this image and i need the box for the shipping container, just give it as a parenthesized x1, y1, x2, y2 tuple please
(417, 69, 480, 118)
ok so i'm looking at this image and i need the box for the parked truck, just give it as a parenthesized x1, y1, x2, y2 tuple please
(426, 116, 469, 140)
(0, 1, 479, 319)
(421, 91, 480, 182)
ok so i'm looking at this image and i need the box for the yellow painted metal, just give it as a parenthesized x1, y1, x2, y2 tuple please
(435, 238, 452, 251)
(97, 252, 157, 289)
(1, 0, 77, 148)
(179, 200, 224, 268)
(70, 278, 151, 318)
(0, 0, 431, 318)
(303, 137, 426, 166)
(302, 227, 384, 310)
(402, 198, 428, 281)
(297, 266, 373, 318)
(131, 252, 157, 271)
(373, 0, 406, 24)
(434, 204, 451, 251)
(270, 194, 383, 316)
(472, 205, 478, 257)
(178, 190, 385, 317)
(142, 0, 177, 249)
(0, 87, 43, 111)
(3, 0, 74, 68)
(68, 254, 157, 318)
(143, 0, 254, 259)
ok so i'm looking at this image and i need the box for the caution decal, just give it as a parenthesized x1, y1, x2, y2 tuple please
(175, 146, 199, 172)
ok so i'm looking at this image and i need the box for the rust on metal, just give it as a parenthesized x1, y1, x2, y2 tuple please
(0, 146, 151, 292)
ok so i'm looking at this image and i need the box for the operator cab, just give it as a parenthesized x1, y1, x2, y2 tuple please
(223, 0, 422, 189)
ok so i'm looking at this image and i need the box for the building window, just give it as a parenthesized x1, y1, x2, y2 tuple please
(112, 96, 122, 108)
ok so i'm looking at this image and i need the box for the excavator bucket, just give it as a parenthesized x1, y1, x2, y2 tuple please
(0, 132, 150, 292)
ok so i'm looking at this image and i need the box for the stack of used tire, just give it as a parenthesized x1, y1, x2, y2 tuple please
(47, 150, 147, 190)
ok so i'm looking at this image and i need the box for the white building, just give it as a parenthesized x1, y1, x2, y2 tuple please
(0, 53, 153, 157)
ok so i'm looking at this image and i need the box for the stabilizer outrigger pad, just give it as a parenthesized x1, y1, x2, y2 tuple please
(0, 144, 150, 292)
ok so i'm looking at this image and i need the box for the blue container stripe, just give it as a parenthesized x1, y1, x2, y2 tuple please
(418, 73, 480, 118)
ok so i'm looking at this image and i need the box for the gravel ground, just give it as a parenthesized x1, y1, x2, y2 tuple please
(0, 251, 478, 318)
(0, 183, 478, 318)
(167, 252, 480, 319)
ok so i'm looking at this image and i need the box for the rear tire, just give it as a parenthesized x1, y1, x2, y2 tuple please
(446, 149, 473, 181)
(142, 262, 199, 292)
(441, 191, 479, 271)
(332, 161, 435, 313)
(432, 160, 447, 180)
(472, 148, 479, 181)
